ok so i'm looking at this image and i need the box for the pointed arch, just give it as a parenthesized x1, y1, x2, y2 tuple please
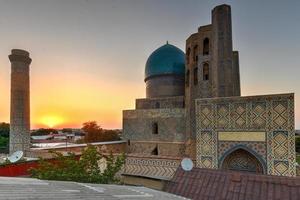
(219, 145, 266, 174)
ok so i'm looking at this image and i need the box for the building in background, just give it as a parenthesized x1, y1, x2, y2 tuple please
(122, 4, 296, 188)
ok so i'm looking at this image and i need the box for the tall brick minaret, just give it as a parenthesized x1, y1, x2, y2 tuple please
(9, 49, 32, 154)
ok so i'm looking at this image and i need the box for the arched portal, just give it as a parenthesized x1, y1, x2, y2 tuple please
(221, 148, 264, 174)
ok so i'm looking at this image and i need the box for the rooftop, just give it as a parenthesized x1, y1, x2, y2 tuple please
(0, 177, 187, 200)
(164, 167, 300, 200)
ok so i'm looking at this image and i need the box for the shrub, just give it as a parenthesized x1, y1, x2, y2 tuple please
(30, 145, 125, 184)
(296, 136, 300, 153)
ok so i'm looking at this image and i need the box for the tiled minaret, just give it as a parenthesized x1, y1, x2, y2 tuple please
(9, 49, 32, 154)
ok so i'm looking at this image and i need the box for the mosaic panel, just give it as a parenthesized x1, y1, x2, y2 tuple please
(218, 141, 266, 161)
(216, 104, 230, 129)
(251, 102, 268, 129)
(195, 93, 296, 177)
(231, 103, 247, 129)
(221, 148, 264, 173)
(123, 157, 180, 180)
(195, 130, 217, 169)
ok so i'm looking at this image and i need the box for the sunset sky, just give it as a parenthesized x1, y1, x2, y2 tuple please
(0, 0, 300, 129)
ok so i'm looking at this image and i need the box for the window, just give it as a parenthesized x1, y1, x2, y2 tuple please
(127, 140, 131, 146)
(186, 48, 191, 64)
(193, 45, 198, 62)
(155, 102, 160, 109)
(203, 38, 209, 55)
(152, 122, 158, 134)
(203, 63, 209, 81)
(186, 70, 190, 87)
(193, 67, 198, 85)
(151, 146, 158, 155)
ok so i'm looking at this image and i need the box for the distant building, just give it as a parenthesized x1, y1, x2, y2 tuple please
(122, 4, 296, 187)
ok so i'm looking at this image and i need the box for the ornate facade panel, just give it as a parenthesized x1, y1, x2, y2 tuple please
(195, 93, 296, 177)
(221, 149, 264, 173)
(123, 156, 180, 180)
(216, 104, 230, 129)
(231, 103, 247, 129)
(218, 141, 266, 161)
(195, 130, 218, 169)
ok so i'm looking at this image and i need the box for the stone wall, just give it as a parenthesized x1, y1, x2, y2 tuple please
(136, 96, 184, 109)
(195, 93, 296, 177)
(146, 75, 184, 98)
(123, 108, 186, 157)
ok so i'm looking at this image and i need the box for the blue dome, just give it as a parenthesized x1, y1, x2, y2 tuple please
(145, 43, 185, 81)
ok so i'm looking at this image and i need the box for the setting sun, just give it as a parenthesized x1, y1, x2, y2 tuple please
(40, 115, 64, 128)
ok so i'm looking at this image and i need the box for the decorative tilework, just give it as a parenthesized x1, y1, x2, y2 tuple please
(123, 157, 180, 180)
(218, 141, 266, 161)
(195, 93, 296, 177)
(196, 130, 218, 169)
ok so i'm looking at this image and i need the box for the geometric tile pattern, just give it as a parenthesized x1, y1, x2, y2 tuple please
(196, 130, 218, 169)
(218, 141, 266, 160)
(195, 93, 296, 177)
(123, 156, 181, 180)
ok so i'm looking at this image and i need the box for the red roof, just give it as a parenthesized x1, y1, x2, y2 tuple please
(164, 167, 300, 200)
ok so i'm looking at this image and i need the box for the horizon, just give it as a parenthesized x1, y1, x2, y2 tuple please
(0, 0, 300, 129)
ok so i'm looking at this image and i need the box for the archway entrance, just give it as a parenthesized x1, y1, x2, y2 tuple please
(221, 149, 264, 174)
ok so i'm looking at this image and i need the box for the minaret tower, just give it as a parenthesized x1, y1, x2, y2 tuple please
(9, 49, 32, 154)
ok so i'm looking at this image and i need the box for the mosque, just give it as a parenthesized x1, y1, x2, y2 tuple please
(122, 4, 296, 186)
(6, 3, 296, 190)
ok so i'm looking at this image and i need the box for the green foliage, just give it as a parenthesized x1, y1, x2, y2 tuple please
(31, 128, 58, 136)
(61, 128, 73, 133)
(297, 155, 300, 164)
(0, 137, 9, 147)
(30, 145, 126, 184)
(296, 136, 300, 153)
(0, 136, 9, 153)
(0, 122, 9, 137)
(81, 121, 120, 143)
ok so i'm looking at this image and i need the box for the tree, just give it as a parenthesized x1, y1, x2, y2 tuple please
(81, 121, 120, 143)
(296, 136, 300, 153)
(62, 128, 73, 133)
(0, 123, 9, 153)
(30, 145, 126, 184)
(31, 128, 58, 136)
(0, 123, 9, 137)
(82, 121, 103, 143)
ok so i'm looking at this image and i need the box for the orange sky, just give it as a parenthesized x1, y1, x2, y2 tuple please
(0, 1, 299, 129)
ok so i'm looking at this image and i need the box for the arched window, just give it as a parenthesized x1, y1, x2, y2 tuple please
(193, 67, 198, 85)
(186, 70, 190, 87)
(203, 63, 209, 81)
(152, 122, 158, 134)
(193, 45, 198, 62)
(203, 38, 209, 55)
(186, 48, 191, 64)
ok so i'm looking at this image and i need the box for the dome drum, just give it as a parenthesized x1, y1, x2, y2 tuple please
(146, 74, 184, 98)
(145, 43, 185, 98)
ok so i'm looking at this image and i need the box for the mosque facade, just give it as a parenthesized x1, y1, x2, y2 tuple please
(122, 4, 296, 185)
